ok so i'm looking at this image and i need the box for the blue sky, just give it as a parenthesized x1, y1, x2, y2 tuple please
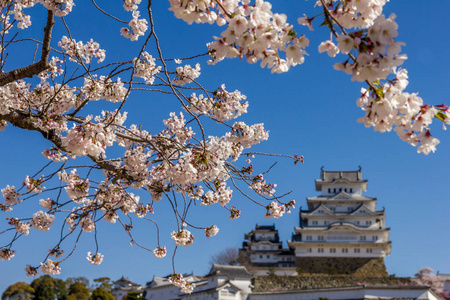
(1, 0, 450, 293)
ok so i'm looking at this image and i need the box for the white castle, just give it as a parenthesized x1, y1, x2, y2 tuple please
(240, 168, 391, 275)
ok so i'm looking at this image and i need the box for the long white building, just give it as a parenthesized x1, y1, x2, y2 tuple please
(288, 168, 391, 274)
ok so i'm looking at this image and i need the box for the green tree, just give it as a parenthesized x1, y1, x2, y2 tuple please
(2, 282, 35, 300)
(123, 292, 142, 300)
(92, 279, 111, 293)
(54, 280, 68, 300)
(31, 276, 55, 300)
(66, 283, 90, 300)
(89, 288, 113, 300)
(65, 278, 90, 291)
(31, 275, 68, 300)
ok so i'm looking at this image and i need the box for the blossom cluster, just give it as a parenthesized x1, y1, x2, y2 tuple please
(123, 0, 141, 11)
(163, 112, 194, 145)
(152, 246, 167, 258)
(23, 175, 45, 194)
(1, 185, 21, 206)
(227, 122, 269, 148)
(40, 259, 61, 275)
(42, 147, 67, 162)
(81, 76, 128, 103)
(201, 182, 232, 206)
(80, 217, 95, 232)
(31, 210, 55, 231)
(121, 10, 148, 41)
(62, 111, 127, 157)
(11, 1, 32, 29)
(59, 169, 90, 202)
(86, 252, 104, 265)
(264, 202, 285, 218)
(38, 57, 64, 80)
(320, 0, 387, 30)
(249, 174, 276, 196)
(37, 0, 74, 17)
(300, 1, 445, 154)
(265, 200, 295, 219)
(172, 63, 201, 85)
(48, 247, 64, 258)
(171, 229, 195, 247)
(7, 218, 31, 235)
(169, 0, 309, 73)
(204, 225, 219, 238)
(58, 36, 106, 64)
(0, 0, 74, 33)
(25, 265, 39, 277)
(332, 14, 406, 83)
(168, 274, 196, 294)
(133, 52, 161, 84)
(187, 84, 249, 122)
(39, 198, 54, 210)
(357, 69, 444, 155)
(0, 248, 16, 260)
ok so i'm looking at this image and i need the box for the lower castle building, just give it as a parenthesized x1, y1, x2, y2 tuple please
(239, 224, 296, 276)
(240, 168, 391, 276)
(140, 266, 443, 300)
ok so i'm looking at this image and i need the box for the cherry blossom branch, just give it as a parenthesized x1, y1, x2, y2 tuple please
(91, 0, 127, 24)
(0, 10, 54, 86)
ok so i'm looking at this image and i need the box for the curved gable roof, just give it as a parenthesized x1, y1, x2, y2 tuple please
(207, 264, 253, 278)
(315, 169, 368, 191)
(306, 203, 334, 215)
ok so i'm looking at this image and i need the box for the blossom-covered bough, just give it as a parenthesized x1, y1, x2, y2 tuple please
(0, 0, 447, 293)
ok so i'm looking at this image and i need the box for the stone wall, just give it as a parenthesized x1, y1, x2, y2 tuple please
(295, 257, 388, 276)
(252, 275, 413, 292)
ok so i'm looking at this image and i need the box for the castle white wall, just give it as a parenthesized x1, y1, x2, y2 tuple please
(249, 287, 440, 300)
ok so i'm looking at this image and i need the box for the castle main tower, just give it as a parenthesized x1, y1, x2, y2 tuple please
(288, 168, 391, 276)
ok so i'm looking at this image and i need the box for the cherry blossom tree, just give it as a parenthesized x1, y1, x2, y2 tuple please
(0, 0, 448, 294)
(413, 268, 445, 298)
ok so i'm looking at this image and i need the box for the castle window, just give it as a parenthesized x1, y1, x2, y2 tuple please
(366, 248, 373, 253)
(307, 248, 312, 253)
(339, 188, 342, 192)
(312, 221, 318, 225)
(344, 188, 347, 192)
(355, 221, 360, 225)
(318, 236, 324, 241)
(342, 248, 348, 253)
(306, 236, 312, 241)
(366, 221, 372, 225)
(328, 188, 331, 193)
(372, 236, 378, 241)
(360, 236, 366, 241)
(350, 188, 353, 193)
(334, 188, 336, 193)
(330, 248, 336, 253)
(260, 255, 263, 259)
(354, 248, 360, 253)
(324, 221, 328, 225)
(318, 248, 324, 253)
(267, 255, 270, 259)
